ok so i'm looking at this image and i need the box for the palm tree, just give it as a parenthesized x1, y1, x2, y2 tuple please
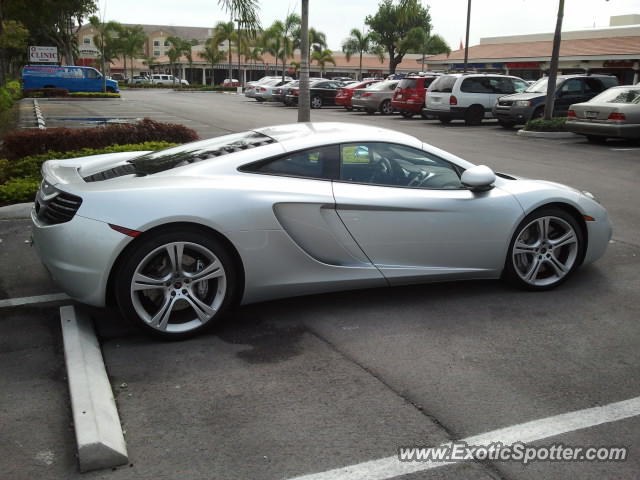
(143, 56, 156, 76)
(166, 36, 191, 86)
(280, 13, 300, 82)
(342, 28, 373, 81)
(263, 23, 287, 77)
(293, 26, 327, 57)
(298, 0, 310, 122)
(244, 46, 263, 81)
(311, 49, 335, 78)
(119, 25, 147, 80)
(89, 16, 121, 92)
(212, 21, 235, 84)
(199, 39, 226, 85)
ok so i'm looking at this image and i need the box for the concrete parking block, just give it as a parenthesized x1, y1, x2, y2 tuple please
(60, 305, 128, 472)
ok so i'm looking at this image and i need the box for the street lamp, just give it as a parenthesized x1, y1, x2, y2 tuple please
(463, 0, 471, 73)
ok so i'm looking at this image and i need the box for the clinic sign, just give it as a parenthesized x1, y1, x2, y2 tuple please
(29, 46, 58, 63)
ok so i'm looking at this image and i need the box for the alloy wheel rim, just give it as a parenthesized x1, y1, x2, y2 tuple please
(512, 216, 578, 287)
(312, 97, 321, 108)
(130, 242, 227, 333)
(382, 101, 392, 114)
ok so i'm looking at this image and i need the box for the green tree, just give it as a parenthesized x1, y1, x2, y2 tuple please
(118, 25, 146, 80)
(365, 0, 432, 74)
(311, 48, 335, 78)
(89, 15, 121, 92)
(199, 38, 226, 85)
(212, 21, 235, 83)
(143, 56, 156, 76)
(405, 30, 450, 71)
(244, 45, 263, 80)
(342, 28, 377, 81)
(263, 23, 287, 77)
(0, 20, 29, 80)
(166, 35, 191, 86)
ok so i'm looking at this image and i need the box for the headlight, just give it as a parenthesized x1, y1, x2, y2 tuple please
(514, 100, 531, 107)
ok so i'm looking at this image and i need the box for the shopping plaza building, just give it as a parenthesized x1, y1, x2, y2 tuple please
(76, 14, 640, 84)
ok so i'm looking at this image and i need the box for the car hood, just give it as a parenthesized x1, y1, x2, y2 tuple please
(500, 92, 544, 101)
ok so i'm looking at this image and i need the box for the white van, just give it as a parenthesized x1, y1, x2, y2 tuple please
(424, 73, 528, 125)
(150, 74, 189, 86)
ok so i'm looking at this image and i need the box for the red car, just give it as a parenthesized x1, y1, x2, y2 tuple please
(392, 76, 439, 118)
(335, 79, 380, 110)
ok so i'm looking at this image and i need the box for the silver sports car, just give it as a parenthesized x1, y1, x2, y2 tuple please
(32, 123, 611, 338)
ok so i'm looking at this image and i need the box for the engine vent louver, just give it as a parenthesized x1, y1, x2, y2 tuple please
(36, 191, 82, 224)
(83, 163, 136, 182)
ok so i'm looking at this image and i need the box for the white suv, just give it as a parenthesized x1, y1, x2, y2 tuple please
(424, 73, 528, 125)
(150, 74, 189, 86)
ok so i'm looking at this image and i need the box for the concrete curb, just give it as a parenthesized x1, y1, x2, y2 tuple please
(60, 306, 128, 472)
(33, 99, 46, 129)
(516, 129, 579, 139)
(0, 202, 33, 220)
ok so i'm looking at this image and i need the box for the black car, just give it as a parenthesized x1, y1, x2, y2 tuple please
(493, 74, 618, 127)
(285, 80, 344, 108)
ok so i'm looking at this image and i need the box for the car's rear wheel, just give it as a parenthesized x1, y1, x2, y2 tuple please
(106, 86, 116, 93)
(401, 111, 414, 119)
(345, 106, 353, 111)
(115, 230, 237, 339)
(438, 117, 452, 124)
(366, 108, 376, 115)
(380, 99, 393, 115)
(504, 208, 583, 291)
(311, 95, 322, 109)
(464, 105, 484, 126)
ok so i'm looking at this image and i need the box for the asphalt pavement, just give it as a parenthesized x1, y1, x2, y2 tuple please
(1, 89, 639, 479)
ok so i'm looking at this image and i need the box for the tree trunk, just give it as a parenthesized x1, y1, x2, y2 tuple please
(359, 52, 363, 81)
(544, 0, 564, 120)
(297, 0, 310, 122)
(387, 46, 397, 74)
(228, 39, 232, 82)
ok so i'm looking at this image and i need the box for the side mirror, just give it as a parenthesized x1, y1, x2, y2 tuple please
(461, 165, 496, 192)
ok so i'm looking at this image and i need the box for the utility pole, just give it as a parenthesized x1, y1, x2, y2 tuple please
(297, 0, 310, 122)
(463, 0, 471, 73)
(544, 0, 564, 120)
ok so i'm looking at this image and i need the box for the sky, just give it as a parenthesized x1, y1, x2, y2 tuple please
(99, 0, 640, 50)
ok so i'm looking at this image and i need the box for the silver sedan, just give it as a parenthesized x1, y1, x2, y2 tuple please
(351, 80, 399, 115)
(566, 85, 640, 142)
(32, 123, 611, 338)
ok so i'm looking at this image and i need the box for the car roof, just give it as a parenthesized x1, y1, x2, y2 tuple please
(254, 122, 422, 150)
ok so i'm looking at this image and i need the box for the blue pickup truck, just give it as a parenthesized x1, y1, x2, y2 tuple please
(22, 65, 119, 93)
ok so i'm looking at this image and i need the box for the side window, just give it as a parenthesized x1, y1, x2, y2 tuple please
(585, 78, 605, 95)
(85, 69, 99, 79)
(314, 82, 329, 88)
(512, 79, 529, 93)
(339, 143, 463, 189)
(560, 79, 583, 94)
(244, 145, 339, 180)
(461, 78, 493, 93)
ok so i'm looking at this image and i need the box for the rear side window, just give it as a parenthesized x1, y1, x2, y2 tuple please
(398, 79, 417, 89)
(243, 145, 339, 180)
(429, 76, 456, 93)
(584, 78, 606, 95)
(560, 78, 583, 94)
(461, 77, 515, 94)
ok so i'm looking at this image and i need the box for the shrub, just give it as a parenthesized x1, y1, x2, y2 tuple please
(3, 141, 177, 179)
(524, 117, 567, 132)
(22, 87, 69, 98)
(0, 176, 40, 205)
(177, 86, 237, 92)
(68, 92, 121, 98)
(2, 118, 198, 159)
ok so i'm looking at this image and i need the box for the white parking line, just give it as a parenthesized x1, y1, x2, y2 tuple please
(0, 293, 70, 308)
(288, 395, 640, 480)
(611, 148, 640, 151)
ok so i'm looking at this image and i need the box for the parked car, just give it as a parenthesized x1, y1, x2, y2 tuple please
(335, 79, 380, 110)
(247, 76, 292, 88)
(271, 80, 296, 103)
(222, 78, 240, 87)
(392, 75, 439, 118)
(285, 79, 342, 108)
(565, 85, 640, 142)
(331, 76, 353, 82)
(150, 74, 189, 86)
(31, 122, 611, 339)
(424, 74, 529, 125)
(278, 78, 325, 105)
(129, 75, 150, 85)
(22, 65, 119, 93)
(351, 80, 400, 115)
(493, 74, 619, 128)
(254, 79, 289, 101)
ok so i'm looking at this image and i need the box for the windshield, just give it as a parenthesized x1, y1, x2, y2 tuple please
(526, 77, 550, 93)
(589, 87, 640, 104)
(131, 131, 275, 175)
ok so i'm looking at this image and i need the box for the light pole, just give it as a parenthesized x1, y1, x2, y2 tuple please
(234, 18, 243, 88)
(463, 0, 471, 73)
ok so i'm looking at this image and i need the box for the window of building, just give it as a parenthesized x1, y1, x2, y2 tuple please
(154, 50, 161, 56)
(83, 37, 91, 45)
(153, 40, 160, 47)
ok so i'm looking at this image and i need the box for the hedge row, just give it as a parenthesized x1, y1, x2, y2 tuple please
(0, 141, 178, 206)
(175, 86, 237, 92)
(0, 81, 23, 111)
(22, 87, 70, 98)
(524, 117, 567, 132)
(2, 118, 198, 159)
(68, 92, 121, 98)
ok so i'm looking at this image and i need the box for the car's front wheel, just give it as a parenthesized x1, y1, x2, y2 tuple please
(115, 230, 237, 339)
(504, 208, 583, 290)
(311, 95, 322, 109)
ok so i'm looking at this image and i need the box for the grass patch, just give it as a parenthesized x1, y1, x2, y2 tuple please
(524, 117, 567, 132)
(68, 92, 121, 98)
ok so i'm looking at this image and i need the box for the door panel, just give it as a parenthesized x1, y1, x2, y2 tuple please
(332, 182, 524, 283)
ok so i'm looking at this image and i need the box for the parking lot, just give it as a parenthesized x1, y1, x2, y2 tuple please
(2, 89, 639, 479)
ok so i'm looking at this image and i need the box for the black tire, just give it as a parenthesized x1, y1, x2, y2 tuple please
(256, 97, 264, 102)
(345, 106, 353, 111)
(311, 95, 323, 109)
(401, 111, 414, 119)
(464, 105, 484, 126)
(586, 135, 607, 144)
(366, 108, 376, 115)
(498, 119, 516, 129)
(421, 110, 431, 120)
(106, 86, 116, 93)
(438, 117, 452, 124)
(531, 107, 544, 120)
(379, 99, 393, 115)
(503, 207, 584, 291)
(114, 229, 238, 340)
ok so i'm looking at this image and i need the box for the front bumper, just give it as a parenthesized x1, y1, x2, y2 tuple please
(31, 210, 131, 307)
(566, 121, 640, 139)
(492, 105, 533, 124)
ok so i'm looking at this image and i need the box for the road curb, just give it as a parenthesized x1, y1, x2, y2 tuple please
(516, 129, 579, 139)
(60, 305, 128, 472)
(33, 99, 46, 129)
(0, 202, 32, 219)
